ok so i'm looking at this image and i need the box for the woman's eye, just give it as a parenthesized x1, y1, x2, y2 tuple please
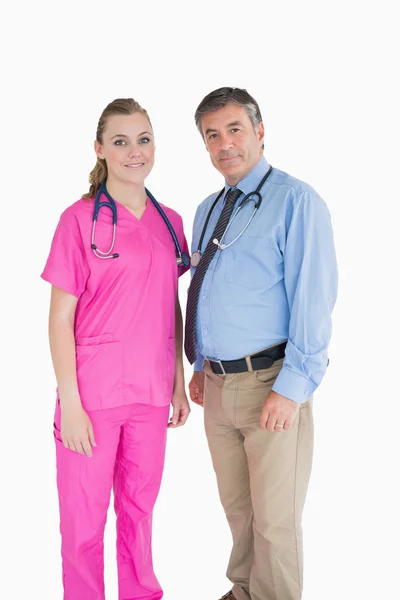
(114, 139, 127, 146)
(139, 137, 150, 144)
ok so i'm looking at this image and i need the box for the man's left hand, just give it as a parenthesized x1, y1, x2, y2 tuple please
(260, 391, 300, 432)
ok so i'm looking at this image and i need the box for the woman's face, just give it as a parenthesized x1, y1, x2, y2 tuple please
(95, 112, 155, 185)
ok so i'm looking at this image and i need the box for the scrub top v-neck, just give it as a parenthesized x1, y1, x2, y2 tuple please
(41, 194, 189, 410)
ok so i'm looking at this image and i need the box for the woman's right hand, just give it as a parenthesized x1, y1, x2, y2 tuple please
(60, 403, 97, 457)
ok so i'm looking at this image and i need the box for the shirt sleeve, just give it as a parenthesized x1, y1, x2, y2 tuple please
(40, 208, 90, 298)
(272, 191, 338, 403)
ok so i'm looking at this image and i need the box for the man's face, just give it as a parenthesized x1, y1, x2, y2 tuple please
(201, 104, 264, 186)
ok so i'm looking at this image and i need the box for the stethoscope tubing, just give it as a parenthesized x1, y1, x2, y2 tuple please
(195, 166, 273, 259)
(91, 182, 190, 266)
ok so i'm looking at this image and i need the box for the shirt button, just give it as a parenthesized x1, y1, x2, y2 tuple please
(203, 328, 208, 333)
(305, 390, 309, 395)
(202, 295, 207, 300)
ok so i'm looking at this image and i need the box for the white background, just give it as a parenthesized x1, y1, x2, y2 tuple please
(1, 1, 399, 599)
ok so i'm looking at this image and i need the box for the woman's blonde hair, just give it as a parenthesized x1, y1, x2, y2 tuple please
(83, 98, 152, 199)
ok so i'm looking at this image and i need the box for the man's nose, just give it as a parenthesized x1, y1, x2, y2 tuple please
(218, 133, 233, 151)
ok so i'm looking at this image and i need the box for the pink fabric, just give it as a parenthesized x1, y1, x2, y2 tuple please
(41, 195, 189, 409)
(54, 402, 170, 600)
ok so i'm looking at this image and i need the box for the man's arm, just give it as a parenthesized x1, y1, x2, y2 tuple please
(273, 190, 338, 402)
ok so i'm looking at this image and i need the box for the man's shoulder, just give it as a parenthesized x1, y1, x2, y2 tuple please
(270, 167, 318, 197)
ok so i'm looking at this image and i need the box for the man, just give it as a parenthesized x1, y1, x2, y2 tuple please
(184, 87, 338, 600)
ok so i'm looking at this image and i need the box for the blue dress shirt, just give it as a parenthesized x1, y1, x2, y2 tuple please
(190, 156, 338, 403)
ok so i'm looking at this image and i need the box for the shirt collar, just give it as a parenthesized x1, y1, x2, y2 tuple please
(223, 156, 271, 201)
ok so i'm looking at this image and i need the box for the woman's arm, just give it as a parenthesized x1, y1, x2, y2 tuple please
(169, 293, 190, 428)
(173, 293, 185, 393)
(49, 285, 96, 455)
(49, 286, 81, 407)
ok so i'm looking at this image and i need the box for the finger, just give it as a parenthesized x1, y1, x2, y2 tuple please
(81, 439, 93, 457)
(72, 439, 85, 454)
(266, 414, 278, 432)
(190, 394, 203, 406)
(88, 425, 97, 447)
(62, 437, 70, 450)
(189, 386, 199, 402)
(66, 439, 78, 452)
(283, 416, 294, 431)
(176, 409, 190, 427)
(180, 409, 190, 425)
(260, 408, 269, 429)
(171, 407, 180, 426)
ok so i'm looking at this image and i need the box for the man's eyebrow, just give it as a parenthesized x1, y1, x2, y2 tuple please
(204, 121, 244, 135)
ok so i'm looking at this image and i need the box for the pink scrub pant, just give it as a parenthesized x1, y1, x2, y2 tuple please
(53, 402, 170, 600)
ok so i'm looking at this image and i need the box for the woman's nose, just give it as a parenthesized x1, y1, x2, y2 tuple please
(127, 144, 142, 158)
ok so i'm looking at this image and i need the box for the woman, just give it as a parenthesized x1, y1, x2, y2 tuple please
(41, 98, 190, 600)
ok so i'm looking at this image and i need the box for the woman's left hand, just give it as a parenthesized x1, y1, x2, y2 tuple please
(168, 389, 191, 428)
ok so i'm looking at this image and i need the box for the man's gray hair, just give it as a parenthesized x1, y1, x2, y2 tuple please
(195, 87, 263, 135)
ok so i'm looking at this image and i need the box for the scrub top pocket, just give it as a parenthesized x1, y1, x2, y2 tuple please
(75, 335, 123, 410)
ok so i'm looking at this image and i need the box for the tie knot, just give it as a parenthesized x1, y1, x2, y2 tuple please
(225, 187, 242, 206)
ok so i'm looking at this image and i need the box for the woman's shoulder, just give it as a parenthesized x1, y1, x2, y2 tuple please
(59, 197, 93, 222)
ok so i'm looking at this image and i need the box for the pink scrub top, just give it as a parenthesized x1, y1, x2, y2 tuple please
(41, 194, 189, 410)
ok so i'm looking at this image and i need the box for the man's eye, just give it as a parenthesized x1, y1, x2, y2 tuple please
(231, 128, 240, 133)
(208, 134, 217, 140)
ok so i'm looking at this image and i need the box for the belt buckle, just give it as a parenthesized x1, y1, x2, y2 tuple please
(209, 358, 226, 376)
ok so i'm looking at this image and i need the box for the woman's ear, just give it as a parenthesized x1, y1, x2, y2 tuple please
(94, 140, 104, 160)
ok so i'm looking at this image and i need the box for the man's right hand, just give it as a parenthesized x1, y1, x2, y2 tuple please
(188, 371, 205, 407)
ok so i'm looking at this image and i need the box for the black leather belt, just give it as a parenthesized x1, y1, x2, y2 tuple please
(207, 341, 287, 375)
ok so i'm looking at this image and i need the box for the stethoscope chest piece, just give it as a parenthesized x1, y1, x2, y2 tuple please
(190, 251, 202, 267)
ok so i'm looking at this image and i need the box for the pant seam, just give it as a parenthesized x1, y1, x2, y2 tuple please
(293, 409, 302, 588)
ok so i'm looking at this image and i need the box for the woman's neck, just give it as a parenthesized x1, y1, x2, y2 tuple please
(106, 178, 147, 211)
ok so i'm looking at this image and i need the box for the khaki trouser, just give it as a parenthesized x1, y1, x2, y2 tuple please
(203, 358, 314, 600)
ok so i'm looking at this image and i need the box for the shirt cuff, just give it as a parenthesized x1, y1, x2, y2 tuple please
(194, 352, 205, 372)
(272, 367, 317, 403)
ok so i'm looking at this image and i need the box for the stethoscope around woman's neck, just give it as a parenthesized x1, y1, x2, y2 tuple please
(91, 181, 190, 267)
(191, 166, 273, 267)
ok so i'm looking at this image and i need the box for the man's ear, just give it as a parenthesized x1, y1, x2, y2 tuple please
(258, 122, 265, 148)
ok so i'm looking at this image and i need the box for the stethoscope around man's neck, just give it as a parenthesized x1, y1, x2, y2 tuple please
(191, 165, 273, 268)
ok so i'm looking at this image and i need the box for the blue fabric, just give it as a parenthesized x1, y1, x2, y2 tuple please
(190, 157, 338, 403)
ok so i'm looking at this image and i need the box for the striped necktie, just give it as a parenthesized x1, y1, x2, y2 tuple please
(184, 187, 242, 364)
